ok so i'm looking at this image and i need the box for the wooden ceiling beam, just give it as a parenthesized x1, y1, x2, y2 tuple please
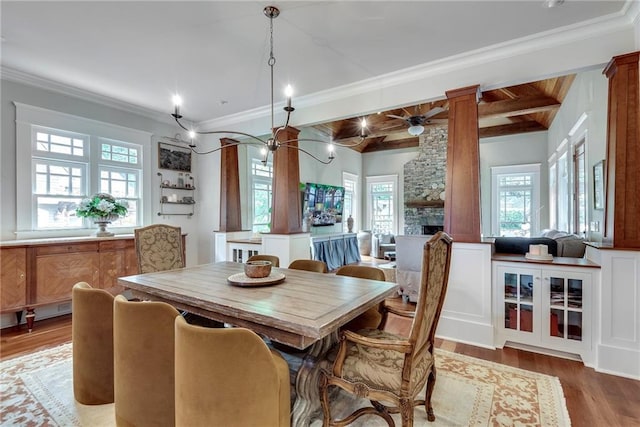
(479, 121, 547, 138)
(478, 96, 560, 119)
(361, 137, 419, 153)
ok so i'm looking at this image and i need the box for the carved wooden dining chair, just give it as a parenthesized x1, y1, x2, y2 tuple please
(72, 282, 114, 405)
(134, 224, 184, 273)
(320, 232, 453, 426)
(174, 317, 291, 426)
(114, 295, 181, 427)
(247, 254, 281, 267)
(288, 259, 328, 273)
(335, 265, 386, 332)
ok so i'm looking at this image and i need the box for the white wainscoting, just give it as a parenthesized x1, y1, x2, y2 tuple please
(436, 242, 495, 349)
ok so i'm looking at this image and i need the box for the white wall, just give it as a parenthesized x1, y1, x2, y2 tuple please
(479, 132, 550, 237)
(547, 69, 609, 241)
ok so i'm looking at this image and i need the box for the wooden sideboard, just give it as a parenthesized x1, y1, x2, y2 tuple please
(1, 235, 142, 330)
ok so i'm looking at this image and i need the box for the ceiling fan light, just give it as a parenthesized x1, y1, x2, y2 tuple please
(408, 125, 425, 136)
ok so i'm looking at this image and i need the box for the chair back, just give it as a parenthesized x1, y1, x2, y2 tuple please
(114, 295, 181, 427)
(72, 282, 114, 405)
(134, 224, 184, 273)
(335, 265, 385, 281)
(247, 254, 280, 267)
(288, 259, 328, 273)
(175, 318, 290, 427)
(408, 232, 453, 372)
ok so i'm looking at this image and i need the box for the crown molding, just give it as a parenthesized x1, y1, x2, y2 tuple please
(200, 2, 636, 131)
(1, 66, 174, 125)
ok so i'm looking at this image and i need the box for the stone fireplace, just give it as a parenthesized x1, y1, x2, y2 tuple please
(403, 126, 447, 235)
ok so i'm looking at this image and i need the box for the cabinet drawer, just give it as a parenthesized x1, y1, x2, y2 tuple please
(36, 242, 99, 255)
(100, 239, 133, 251)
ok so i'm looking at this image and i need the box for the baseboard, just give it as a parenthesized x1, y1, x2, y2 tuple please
(436, 316, 495, 349)
(596, 344, 640, 380)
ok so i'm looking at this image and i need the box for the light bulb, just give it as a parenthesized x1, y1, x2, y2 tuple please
(188, 130, 196, 139)
(172, 95, 182, 117)
(361, 118, 367, 128)
(284, 85, 293, 98)
(328, 143, 335, 153)
(260, 147, 267, 156)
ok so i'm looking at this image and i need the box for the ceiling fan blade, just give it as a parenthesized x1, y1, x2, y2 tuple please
(423, 107, 446, 119)
(386, 114, 407, 120)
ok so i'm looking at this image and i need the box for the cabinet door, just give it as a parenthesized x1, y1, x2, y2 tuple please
(99, 239, 138, 294)
(542, 270, 591, 350)
(1, 248, 27, 311)
(35, 252, 100, 304)
(497, 267, 540, 334)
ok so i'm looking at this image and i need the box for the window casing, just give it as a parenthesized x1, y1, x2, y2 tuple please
(491, 164, 541, 237)
(366, 175, 398, 235)
(251, 158, 273, 233)
(342, 172, 358, 233)
(15, 103, 152, 238)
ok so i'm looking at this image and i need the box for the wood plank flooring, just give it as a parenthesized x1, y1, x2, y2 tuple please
(2, 312, 639, 426)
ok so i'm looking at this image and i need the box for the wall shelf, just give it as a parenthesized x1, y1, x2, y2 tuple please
(157, 172, 195, 217)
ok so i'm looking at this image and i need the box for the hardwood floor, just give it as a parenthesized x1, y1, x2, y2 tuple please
(2, 314, 639, 426)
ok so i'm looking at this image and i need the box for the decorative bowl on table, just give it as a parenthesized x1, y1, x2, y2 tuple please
(244, 260, 272, 278)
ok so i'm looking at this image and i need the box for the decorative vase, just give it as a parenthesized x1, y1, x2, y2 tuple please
(347, 215, 354, 233)
(94, 215, 118, 237)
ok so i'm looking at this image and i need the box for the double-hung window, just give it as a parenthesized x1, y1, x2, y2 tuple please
(15, 103, 150, 237)
(251, 158, 273, 233)
(366, 175, 398, 235)
(491, 164, 541, 237)
(342, 172, 358, 233)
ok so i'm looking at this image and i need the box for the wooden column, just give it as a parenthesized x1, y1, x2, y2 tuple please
(444, 85, 482, 243)
(270, 126, 303, 234)
(603, 51, 640, 248)
(218, 138, 242, 232)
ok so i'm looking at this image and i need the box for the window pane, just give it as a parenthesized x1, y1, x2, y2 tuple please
(36, 197, 84, 229)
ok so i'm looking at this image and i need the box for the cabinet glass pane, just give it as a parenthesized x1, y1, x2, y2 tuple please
(504, 273, 517, 299)
(567, 279, 583, 309)
(568, 311, 582, 341)
(520, 274, 533, 303)
(505, 302, 517, 329)
(550, 277, 565, 307)
(550, 308, 564, 338)
(520, 304, 533, 332)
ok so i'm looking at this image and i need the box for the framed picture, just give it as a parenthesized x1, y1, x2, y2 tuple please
(158, 142, 192, 172)
(593, 159, 605, 210)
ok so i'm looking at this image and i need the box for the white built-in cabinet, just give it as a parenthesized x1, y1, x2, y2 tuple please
(493, 256, 599, 365)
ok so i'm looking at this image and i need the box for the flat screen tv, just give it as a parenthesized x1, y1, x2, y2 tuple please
(303, 182, 344, 226)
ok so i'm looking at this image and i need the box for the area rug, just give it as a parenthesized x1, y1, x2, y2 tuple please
(1, 343, 570, 426)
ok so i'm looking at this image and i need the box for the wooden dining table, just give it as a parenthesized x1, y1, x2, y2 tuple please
(118, 261, 398, 426)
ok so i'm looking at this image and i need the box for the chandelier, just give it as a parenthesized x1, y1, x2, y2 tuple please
(170, 5, 367, 165)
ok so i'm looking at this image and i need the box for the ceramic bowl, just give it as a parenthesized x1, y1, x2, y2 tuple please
(244, 260, 272, 278)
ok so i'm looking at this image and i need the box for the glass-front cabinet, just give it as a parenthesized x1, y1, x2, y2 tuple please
(494, 261, 594, 362)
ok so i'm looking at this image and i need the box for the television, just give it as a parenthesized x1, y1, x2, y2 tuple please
(303, 182, 344, 226)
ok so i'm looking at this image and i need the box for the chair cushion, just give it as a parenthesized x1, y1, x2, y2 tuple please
(335, 329, 432, 394)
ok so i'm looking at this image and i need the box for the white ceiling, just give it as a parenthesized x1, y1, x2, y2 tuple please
(0, 1, 629, 124)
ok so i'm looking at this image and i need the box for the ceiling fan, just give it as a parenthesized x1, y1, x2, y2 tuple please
(387, 106, 446, 136)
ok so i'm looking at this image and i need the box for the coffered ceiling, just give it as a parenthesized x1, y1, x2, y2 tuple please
(313, 74, 576, 153)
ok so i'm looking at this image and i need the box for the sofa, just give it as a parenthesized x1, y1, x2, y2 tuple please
(494, 229, 586, 258)
(371, 233, 396, 259)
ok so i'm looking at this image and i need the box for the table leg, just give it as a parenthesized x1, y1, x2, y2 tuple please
(291, 330, 338, 427)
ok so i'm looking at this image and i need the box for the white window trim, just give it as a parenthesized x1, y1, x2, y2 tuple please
(491, 163, 541, 237)
(365, 174, 398, 235)
(342, 171, 359, 233)
(15, 102, 152, 239)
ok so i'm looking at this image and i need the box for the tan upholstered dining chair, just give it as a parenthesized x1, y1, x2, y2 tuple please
(320, 232, 453, 426)
(134, 224, 184, 273)
(247, 254, 281, 267)
(174, 317, 291, 427)
(72, 282, 114, 405)
(335, 265, 386, 332)
(288, 259, 328, 273)
(114, 295, 181, 427)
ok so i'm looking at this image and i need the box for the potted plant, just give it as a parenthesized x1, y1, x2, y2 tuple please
(76, 193, 128, 237)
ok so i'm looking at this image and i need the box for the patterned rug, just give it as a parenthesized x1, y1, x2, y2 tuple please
(0, 343, 570, 426)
